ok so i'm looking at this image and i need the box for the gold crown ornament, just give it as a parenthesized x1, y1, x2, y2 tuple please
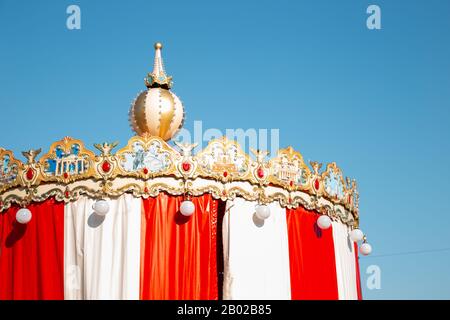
(129, 43, 185, 141)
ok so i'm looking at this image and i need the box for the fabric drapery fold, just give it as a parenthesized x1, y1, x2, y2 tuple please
(286, 207, 339, 300)
(140, 193, 219, 300)
(0, 199, 65, 300)
(222, 198, 291, 300)
(332, 221, 359, 300)
(354, 242, 363, 300)
(1, 192, 362, 300)
(64, 194, 141, 300)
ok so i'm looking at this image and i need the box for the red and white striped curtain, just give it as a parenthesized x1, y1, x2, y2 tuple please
(64, 193, 142, 300)
(331, 221, 360, 300)
(286, 207, 339, 300)
(0, 199, 65, 300)
(0, 195, 362, 300)
(222, 198, 291, 300)
(140, 193, 219, 300)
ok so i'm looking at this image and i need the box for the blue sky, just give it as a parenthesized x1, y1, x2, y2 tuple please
(1, 0, 450, 299)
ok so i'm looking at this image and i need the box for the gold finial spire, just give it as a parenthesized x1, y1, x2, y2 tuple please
(145, 42, 173, 89)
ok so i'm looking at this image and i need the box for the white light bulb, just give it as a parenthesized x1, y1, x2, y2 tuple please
(16, 208, 32, 224)
(359, 243, 372, 256)
(255, 204, 270, 220)
(93, 199, 109, 216)
(180, 200, 195, 216)
(317, 215, 332, 229)
(350, 229, 364, 242)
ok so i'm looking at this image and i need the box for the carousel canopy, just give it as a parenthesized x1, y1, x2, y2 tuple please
(0, 43, 360, 228)
(0, 42, 367, 301)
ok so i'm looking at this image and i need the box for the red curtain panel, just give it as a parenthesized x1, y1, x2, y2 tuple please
(0, 199, 64, 300)
(140, 193, 219, 300)
(354, 242, 363, 300)
(286, 207, 339, 300)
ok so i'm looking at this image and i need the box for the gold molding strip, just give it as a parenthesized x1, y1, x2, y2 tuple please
(0, 135, 360, 226)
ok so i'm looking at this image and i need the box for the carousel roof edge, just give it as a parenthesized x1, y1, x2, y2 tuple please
(0, 134, 360, 225)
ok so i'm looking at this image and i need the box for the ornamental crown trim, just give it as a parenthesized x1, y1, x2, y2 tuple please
(0, 135, 360, 225)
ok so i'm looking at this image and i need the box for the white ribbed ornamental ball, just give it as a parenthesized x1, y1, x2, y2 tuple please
(129, 88, 185, 141)
(93, 200, 110, 216)
(180, 200, 195, 217)
(317, 215, 332, 229)
(360, 243, 372, 256)
(350, 228, 364, 242)
(255, 204, 271, 220)
(16, 208, 32, 224)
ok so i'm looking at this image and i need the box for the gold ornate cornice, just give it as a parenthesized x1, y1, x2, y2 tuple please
(0, 135, 360, 226)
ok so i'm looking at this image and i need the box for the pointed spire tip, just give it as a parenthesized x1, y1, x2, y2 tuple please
(144, 41, 172, 89)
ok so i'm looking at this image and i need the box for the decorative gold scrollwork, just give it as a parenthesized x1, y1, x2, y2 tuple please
(0, 135, 360, 226)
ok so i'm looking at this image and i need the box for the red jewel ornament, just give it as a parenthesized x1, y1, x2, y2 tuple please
(223, 171, 228, 178)
(314, 179, 320, 190)
(144, 187, 149, 193)
(102, 161, 111, 173)
(289, 181, 294, 187)
(26, 168, 34, 180)
(65, 191, 70, 198)
(257, 167, 264, 179)
(64, 172, 69, 179)
(143, 168, 149, 175)
(182, 162, 191, 172)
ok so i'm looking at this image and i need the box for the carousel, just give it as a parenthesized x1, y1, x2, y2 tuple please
(0, 43, 371, 300)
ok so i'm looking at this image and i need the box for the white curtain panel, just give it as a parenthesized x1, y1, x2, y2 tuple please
(222, 198, 291, 300)
(64, 194, 142, 300)
(331, 221, 358, 300)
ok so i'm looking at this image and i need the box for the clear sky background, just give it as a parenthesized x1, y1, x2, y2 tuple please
(1, 0, 449, 299)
